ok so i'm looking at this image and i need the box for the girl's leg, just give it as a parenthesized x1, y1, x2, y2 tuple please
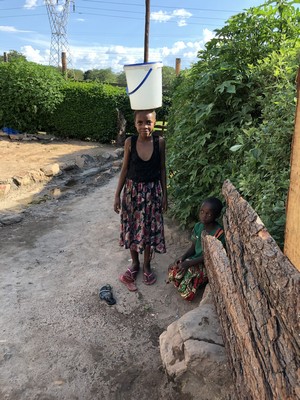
(119, 249, 140, 292)
(130, 249, 140, 272)
(143, 245, 156, 285)
(143, 245, 151, 274)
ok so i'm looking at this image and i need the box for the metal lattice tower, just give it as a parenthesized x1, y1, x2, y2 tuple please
(45, 0, 75, 69)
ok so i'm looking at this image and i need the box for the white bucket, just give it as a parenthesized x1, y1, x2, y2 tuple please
(123, 61, 163, 110)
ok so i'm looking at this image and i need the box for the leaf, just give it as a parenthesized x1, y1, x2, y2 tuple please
(230, 144, 243, 152)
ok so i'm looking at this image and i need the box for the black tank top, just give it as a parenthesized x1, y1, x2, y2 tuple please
(127, 135, 161, 183)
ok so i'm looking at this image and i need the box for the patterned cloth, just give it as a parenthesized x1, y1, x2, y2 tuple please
(120, 178, 166, 254)
(168, 263, 208, 301)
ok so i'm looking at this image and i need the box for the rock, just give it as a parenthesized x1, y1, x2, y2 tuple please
(75, 155, 95, 168)
(12, 173, 32, 187)
(112, 159, 123, 168)
(29, 169, 46, 183)
(40, 163, 60, 177)
(159, 285, 236, 399)
(60, 161, 78, 171)
(114, 148, 124, 158)
(101, 152, 112, 161)
(0, 213, 24, 225)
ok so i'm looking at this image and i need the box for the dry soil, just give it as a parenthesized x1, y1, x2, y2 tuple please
(0, 137, 199, 400)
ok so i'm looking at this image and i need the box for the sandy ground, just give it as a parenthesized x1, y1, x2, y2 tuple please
(0, 138, 199, 400)
(0, 136, 116, 181)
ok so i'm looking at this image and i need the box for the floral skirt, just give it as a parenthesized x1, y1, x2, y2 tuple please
(120, 179, 166, 254)
(168, 262, 208, 301)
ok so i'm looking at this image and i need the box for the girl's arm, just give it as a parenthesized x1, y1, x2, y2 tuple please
(176, 242, 196, 264)
(114, 137, 131, 214)
(159, 136, 168, 212)
(179, 255, 204, 271)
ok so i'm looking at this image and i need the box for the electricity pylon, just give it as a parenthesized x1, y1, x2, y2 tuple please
(45, 0, 75, 69)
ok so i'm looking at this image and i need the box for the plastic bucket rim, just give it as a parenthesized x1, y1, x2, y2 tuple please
(124, 61, 163, 69)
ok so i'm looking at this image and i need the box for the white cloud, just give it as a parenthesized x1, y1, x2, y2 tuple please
(76, 18, 85, 22)
(13, 26, 215, 72)
(151, 8, 192, 27)
(0, 25, 32, 33)
(173, 9, 192, 19)
(21, 45, 49, 64)
(203, 28, 215, 43)
(24, 0, 38, 9)
(150, 11, 172, 23)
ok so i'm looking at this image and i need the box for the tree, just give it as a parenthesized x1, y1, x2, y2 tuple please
(116, 71, 127, 86)
(0, 50, 27, 62)
(83, 68, 117, 83)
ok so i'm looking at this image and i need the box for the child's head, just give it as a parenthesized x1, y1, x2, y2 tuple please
(134, 109, 156, 136)
(134, 109, 156, 122)
(199, 197, 223, 224)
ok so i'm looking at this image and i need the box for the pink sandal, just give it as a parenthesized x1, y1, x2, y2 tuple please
(143, 272, 157, 285)
(119, 268, 139, 292)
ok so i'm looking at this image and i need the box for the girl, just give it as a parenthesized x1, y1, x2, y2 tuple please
(168, 197, 225, 301)
(114, 109, 167, 291)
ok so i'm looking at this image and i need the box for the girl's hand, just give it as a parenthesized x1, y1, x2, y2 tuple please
(162, 196, 168, 213)
(178, 260, 189, 273)
(175, 257, 183, 265)
(114, 196, 121, 214)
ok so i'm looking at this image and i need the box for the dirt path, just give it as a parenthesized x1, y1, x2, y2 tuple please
(0, 152, 197, 399)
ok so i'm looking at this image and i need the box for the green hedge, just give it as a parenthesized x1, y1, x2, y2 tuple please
(0, 60, 64, 133)
(48, 81, 133, 143)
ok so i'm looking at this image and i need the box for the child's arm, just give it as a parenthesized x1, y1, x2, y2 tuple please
(178, 255, 204, 272)
(159, 136, 168, 212)
(114, 137, 131, 214)
(176, 242, 196, 264)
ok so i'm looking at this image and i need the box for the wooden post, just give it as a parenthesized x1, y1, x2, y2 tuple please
(61, 52, 67, 78)
(284, 66, 300, 271)
(175, 58, 181, 76)
(3, 52, 8, 62)
(144, 0, 150, 63)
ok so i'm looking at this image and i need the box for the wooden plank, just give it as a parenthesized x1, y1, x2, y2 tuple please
(284, 66, 300, 271)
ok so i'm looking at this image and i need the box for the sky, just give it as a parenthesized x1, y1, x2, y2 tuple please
(0, 0, 266, 73)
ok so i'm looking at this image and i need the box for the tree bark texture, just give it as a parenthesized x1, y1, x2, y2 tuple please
(203, 179, 300, 400)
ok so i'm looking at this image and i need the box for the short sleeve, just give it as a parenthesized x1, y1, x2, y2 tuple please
(191, 222, 201, 241)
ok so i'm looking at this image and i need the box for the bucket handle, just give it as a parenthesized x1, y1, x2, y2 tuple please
(126, 68, 153, 95)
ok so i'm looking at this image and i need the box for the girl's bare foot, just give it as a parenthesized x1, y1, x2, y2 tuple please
(119, 264, 140, 291)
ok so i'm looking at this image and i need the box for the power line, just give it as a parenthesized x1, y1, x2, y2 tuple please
(0, 2, 241, 14)
(76, 6, 227, 20)
(80, 0, 240, 13)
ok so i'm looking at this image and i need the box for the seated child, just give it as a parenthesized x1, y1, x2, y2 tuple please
(168, 197, 225, 301)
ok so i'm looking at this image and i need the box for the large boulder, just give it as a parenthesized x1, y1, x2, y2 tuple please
(159, 285, 236, 399)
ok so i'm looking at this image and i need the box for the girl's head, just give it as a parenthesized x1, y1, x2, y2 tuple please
(199, 197, 223, 224)
(134, 109, 156, 137)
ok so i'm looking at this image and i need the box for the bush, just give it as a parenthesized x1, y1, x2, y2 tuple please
(0, 60, 64, 133)
(48, 81, 131, 143)
(166, 2, 300, 247)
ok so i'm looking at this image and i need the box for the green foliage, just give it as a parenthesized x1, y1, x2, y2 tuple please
(156, 66, 177, 122)
(0, 60, 65, 133)
(0, 50, 27, 62)
(167, 1, 300, 247)
(48, 81, 129, 143)
(83, 68, 117, 83)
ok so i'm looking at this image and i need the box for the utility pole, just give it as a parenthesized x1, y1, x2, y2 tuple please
(175, 58, 181, 76)
(45, 0, 75, 70)
(144, 0, 150, 62)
